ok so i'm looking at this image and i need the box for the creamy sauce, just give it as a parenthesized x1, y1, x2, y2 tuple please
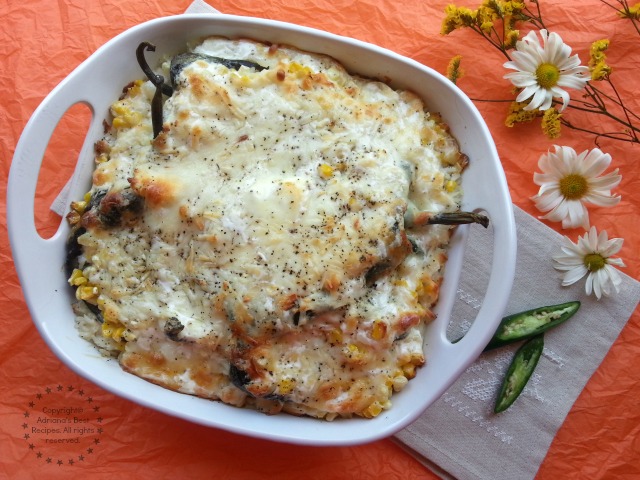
(70, 37, 465, 419)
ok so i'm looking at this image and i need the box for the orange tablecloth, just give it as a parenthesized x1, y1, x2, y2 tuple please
(1, 1, 638, 478)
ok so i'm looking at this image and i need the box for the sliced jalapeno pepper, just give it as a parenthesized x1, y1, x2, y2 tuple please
(484, 301, 580, 351)
(494, 334, 544, 413)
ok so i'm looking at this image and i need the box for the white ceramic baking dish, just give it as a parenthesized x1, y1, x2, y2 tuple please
(7, 14, 516, 446)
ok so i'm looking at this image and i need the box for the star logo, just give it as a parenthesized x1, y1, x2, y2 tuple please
(22, 384, 107, 466)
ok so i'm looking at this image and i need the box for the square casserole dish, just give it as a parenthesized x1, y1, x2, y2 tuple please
(7, 14, 516, 446)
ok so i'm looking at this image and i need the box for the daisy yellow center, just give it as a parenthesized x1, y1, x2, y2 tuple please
(559, 174, 588, 200)
(536, 63, 560, 89)
(584, 253, 606, 272)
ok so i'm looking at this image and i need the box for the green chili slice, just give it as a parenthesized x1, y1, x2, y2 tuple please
(484, 301, 580, 351)
(494, 334, 544, 413)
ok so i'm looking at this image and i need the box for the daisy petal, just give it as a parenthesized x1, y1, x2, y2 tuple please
(564, 201, 589, 229)
(582, 192, 621, 207)
(503, 72, 538, 87)
(600, 237, 624, 257)
(504, 30, 587, 112)
(605, 265, 623, 292)
(588, 171, 622, 190)
(581, 149, 611, 176)
(557, 73, 588, 89)
(526, 87, 551, 111)
(551, 87, 570, 111)
(561, 265, 588, 285)
(533, 190, 564, 211)
(532, 146, 621, 229)
(607, 257, 626, 268)
(553, 227, 625, 299)
(592, 270, 603, 299)
(584, 272, 593, 296)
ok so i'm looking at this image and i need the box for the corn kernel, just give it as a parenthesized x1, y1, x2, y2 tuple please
(371, 320, 387, 341)
(76, 285, 98, 302)
(101, 322, 114, 337)
(278, 378, 296, 395)
(423, 278, 438, 295)
(343, 343, 367, 363)
(122, 329, 136, 342)
(412, 280, 424, 299)
(102, 322, 124, 341)
(113, 112, 142, 129)
(327, 328, 343, 345)
(66, 210, 82, 226)
(288, 62, 312, 77)
(318, 163, 334, 179)
(101, 318, 131, 343)
(97, 298, 119, 324)
(69, 269, 87, 286)
(362, 401, 384, 418)
(445, 180, 457, 192)
(111, 102, 142, 129)
(392, 375, 408, 392)
(70, 199, 87, 214)
(111, 102, 127, 116)
(402, 363, 416, 379)
(126, 79, 144, 97)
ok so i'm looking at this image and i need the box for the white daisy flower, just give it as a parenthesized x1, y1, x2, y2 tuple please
(553, 227, 625, 299)
(504, 29, 589, 111)
(531, 145, 621, 230)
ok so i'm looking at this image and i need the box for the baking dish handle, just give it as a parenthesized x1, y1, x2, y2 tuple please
(433, 205, 518, 373)
(7, 67, 101, 252)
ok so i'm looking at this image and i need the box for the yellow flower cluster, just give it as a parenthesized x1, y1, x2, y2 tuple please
(541, 108, 562, 139)
(619, 2, 640, 19)
(441, 4, 477, 35)
(589, 39, 612, 81)
(505, 100, 538, 127)
(505, 101, 562, 139)
(442, 0, 523, 50)
(446, 55, 464, 84)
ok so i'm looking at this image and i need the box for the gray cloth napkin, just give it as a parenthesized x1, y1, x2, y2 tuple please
(395, 205, 640, 480)
(51, 3, 640, 478)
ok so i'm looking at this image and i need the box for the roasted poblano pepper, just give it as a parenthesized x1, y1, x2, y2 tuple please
(135, 42, 268, 138)
(494, 334, 544, 413)
(484, 301, 580, 351)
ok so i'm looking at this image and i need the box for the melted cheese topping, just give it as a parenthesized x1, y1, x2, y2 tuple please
(70, 37, 466, 419)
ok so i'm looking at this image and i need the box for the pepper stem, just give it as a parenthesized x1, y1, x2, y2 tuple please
(136, 42, 173, 138)
(405, 210, 489, 228)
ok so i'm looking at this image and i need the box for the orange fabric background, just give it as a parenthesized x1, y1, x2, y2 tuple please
(1, 0, 638, 478)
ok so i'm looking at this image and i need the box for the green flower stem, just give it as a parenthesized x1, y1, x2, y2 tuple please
(559, 117, 638, 143)
(600, 0, 640, 36)
(468, 25, 512, 60)
(523, 0, 547, 30)
(565, 85, 640, 142)
(598, 79, 640, 141)
(591, 80, 640, 124)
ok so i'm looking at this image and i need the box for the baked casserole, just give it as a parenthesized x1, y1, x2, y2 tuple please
(65, 37, 476, 420)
